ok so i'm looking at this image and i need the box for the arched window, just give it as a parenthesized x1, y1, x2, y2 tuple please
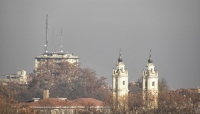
(152, 81, 155, 86)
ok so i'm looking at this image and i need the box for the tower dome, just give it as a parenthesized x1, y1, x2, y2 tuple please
(148, 56, 153, 63)
(118, 55, 123, 62)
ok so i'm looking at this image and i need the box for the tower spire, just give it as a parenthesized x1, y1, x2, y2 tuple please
(60, 27, 63, 53)
(150, 49, 152, 57)
(118, 49, 123, 62)
(119, 49, 121, 56)
(148, 49, 153, 63)
(44, 14, 48, 53)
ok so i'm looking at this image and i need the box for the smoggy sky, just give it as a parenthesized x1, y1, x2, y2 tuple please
(0, 0, 200, 89)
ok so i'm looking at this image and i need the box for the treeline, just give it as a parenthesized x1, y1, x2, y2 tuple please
(0, 60, 199, 113)
(0, 60, 169, 102)
(0, 59, 172, 103)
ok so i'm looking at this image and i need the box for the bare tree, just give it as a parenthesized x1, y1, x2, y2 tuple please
(158, 77, 169, 93)
(28, 60, 110, 101)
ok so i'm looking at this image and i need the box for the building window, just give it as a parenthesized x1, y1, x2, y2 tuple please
(152, 81, 155, 86)
(123, 81, 125, 85)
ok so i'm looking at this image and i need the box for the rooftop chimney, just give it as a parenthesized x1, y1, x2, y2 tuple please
(43, 88, 49, 99)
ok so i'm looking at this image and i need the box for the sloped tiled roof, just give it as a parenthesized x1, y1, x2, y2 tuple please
(27, 98, 103, 108)
(72, 98, 103, 106)
(28, 98, 75, 107)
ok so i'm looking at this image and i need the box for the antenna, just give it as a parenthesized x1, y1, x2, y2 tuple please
(44, 14, 48, 53)
(60, 27, 63, 53)
(52, 27, 54, 52)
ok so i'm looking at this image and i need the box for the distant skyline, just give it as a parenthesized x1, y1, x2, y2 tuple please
(0, 1, 200, 89)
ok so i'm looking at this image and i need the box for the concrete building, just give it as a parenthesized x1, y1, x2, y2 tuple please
(142, 51, 158, 108)
(0, 70, 29, 84)
(112, 50, 129, 106)
(34, 52, 79, 72)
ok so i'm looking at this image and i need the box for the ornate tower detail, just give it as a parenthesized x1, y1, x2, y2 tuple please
(112, 50, 129, 106)
(142, 50, 158, 108)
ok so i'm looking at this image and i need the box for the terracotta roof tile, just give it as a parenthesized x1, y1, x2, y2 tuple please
(28, 98, 67, 107)
(72, 98, 103, 106)
(27, 98, 103, 107)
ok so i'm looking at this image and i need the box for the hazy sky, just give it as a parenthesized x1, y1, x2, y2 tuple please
(0, 0, 200, 89)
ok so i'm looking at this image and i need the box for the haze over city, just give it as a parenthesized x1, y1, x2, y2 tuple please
(0, 0, 200, 89)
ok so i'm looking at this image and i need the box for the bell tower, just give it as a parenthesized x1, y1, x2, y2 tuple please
(112, 50, 129, 105)
(142, 50, 158, 108)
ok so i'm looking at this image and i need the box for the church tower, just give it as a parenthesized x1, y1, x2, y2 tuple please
(112, 50, 129, 105)
(142, 50, 158, 108)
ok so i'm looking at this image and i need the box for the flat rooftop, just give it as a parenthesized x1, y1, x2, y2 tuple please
(35, 52, 79, 59)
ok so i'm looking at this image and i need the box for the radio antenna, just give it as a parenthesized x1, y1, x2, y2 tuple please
(44, 14, 48, 53)
(60, 27, 63, 53)
(52, 27, 54, 52)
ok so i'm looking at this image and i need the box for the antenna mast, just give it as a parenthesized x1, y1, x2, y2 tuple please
(60, 27, 63, 53)
(52, 27, 54, 52)
(44, 14, 48, 53)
